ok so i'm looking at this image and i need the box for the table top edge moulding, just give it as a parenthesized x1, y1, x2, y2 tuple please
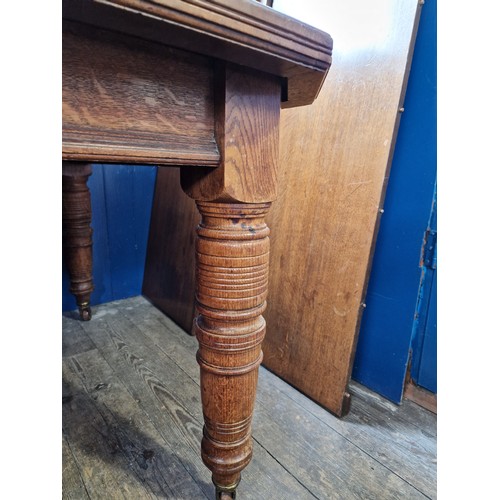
(63, 0, 333, 109)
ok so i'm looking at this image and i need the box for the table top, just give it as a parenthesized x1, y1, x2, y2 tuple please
(63, 0, 333, 174)
(63, 0, 333, 108)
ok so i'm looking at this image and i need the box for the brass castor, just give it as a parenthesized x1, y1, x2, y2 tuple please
(215, 480, 239, 499)
(78, 302, 92, 321)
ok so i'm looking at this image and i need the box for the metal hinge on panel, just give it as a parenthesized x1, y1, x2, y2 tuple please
(423, 229, 437, 269)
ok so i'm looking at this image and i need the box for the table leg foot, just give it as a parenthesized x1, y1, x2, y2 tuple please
(78, 302, 92, 321)
(215, 478, 239, 499)
(194, 201, 271, 498)
(62, 162, 94, 320)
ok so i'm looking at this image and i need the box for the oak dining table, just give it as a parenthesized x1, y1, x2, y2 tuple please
(62, 0, 332, 497)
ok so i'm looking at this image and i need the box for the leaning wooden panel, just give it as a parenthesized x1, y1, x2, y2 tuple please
(261, 0, 422, 416)
(143, 167, 198, 331)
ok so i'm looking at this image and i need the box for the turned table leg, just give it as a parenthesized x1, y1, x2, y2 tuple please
(62, 162, 94, 321)
(194, 201, 270, 498)
(180, 63, 281, 497)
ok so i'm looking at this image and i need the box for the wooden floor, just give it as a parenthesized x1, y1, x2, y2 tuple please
(62, 296, 436, 499)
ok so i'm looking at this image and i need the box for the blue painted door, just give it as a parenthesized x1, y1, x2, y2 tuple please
(62, 164, 157, 312)
(351, 0, 436, 403)
(410, 188, 437, 392)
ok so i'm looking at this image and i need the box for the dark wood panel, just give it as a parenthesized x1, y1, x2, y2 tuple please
(62, 22, 219, 166)
(143, 167, 198, 332)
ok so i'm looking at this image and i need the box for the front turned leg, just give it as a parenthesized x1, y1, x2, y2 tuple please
(194, 201, 271, 498)
(62, 162, 94, 320)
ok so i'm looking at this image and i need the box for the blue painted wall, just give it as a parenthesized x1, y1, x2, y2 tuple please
(351, 0, 437, 403)
(62, 164, 157, 312)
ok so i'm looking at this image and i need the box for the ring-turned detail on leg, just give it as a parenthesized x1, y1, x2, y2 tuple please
(62, 162, 94, 321)
(194, 201, 271, 498)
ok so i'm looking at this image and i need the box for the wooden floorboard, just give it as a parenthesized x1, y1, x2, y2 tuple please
(62, 296, 437, 499)
(62, 433, 91, 500)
